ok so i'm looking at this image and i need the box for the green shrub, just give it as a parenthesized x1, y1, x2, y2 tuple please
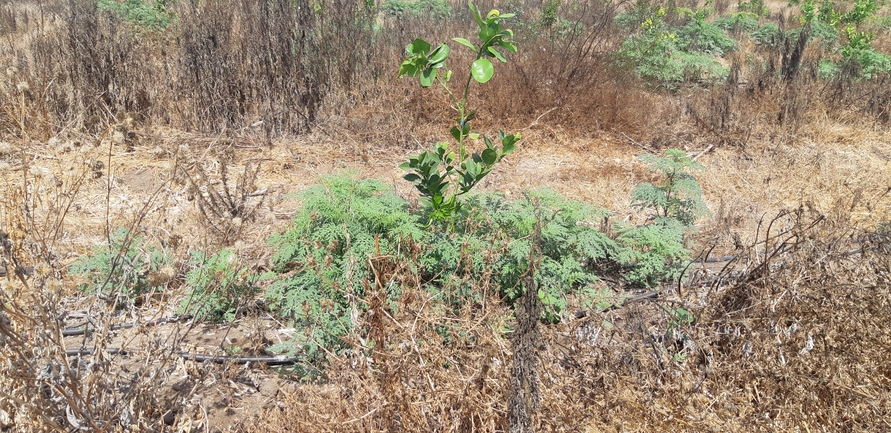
(819, 58, 840, 77)
(445, 190, 617, 320)
(265, 173, 425, 362)
(751, 22, 781, 46)
(97, 0, 177, 32)
(613, 219, 688, 288)
(811, 20, 841, 45)
(614, 2, 654, 30)
(379, 0, 451, 19)
(631, 148, 709, 228)
(263, 154, 711, 363)
(536, 0, 583, 39)
(619, 148, 709, 287)
(676, 19, 738, 55)
(180, 249, 260, 322)
(713, 12, 760, 33)
(737, 0, 769, 17)
(69, 227, 172, 300)
(839, 26, 891, 79)
(613, 8, 729, 86)
(398, 4, 520, 224)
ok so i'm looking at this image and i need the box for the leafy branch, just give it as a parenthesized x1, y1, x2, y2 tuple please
(398, 3, 521, 225)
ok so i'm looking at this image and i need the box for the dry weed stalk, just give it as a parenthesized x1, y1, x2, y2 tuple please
(178, 144, 266, 245)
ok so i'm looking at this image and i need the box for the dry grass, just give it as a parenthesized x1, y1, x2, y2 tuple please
(1, 0, 891, 431)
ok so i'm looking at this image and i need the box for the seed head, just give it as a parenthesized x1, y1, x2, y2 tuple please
(111, 130, 126, 144)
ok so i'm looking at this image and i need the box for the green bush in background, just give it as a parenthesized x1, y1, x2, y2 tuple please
(97, 0, 178, 32)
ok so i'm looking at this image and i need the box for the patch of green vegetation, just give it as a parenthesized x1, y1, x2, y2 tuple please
(69, 227, 172, 301)
(265, 146, 709, 364)
(613, 7, 731, 87)
(180, 249, 260, 322)
(97, 0, 178, 32)
(713, 12, 760, 33)
(379, 0, 451, 20)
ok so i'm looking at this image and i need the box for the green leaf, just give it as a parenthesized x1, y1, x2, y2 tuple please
(499, 12, 515, 18)
(429, 43, 450, 66)
(500, 131, 521, 155)
(403, 173, 421, 182)
(488, 46, 507, 62)
(502, 139, 517, 155)
(450, 126, 462, 142)
(464, 159, 479, 177)
(471, 58, 494, 83)
(398, 61, 418, 78)
(420, 67, 436, 87)
(499, 40, 518, 53)
(469, 3, 484, 26)
(407, 38, 431, 55)
(479, 23, 497, 42)
(452, 37, 477, 52)
(399, 161, 411, 170)
(481, 148, 498, 164)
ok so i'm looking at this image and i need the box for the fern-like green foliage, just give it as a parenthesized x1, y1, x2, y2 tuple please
(623, 148, 709, 287)
(613, 219, 689, 287)
(632, 148, 709, 228)
(180, 249, 260, 322)
(676, 18, 738, 56)
(69, 227, 171, 299)
(265, 173, 623, 362)
(425, 189, 617, 321)
(265, 168, 707, 365)
(265, 173, 425, 361)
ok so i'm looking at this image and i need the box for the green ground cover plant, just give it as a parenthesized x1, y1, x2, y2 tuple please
(97, 0, 178, 32)
(69, 227, 172, 302)
(180, 248, 261, 322)
(618, 149, 709, 287)
(264, 148, 709, 366)
(790, 0, 891, 79)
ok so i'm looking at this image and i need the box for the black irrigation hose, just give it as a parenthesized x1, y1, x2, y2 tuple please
(574, 234, 890, 319)
(61, 315, 298, 365)
(0, 266, 34, 277)
(61, 315, 194, 337)
(687, 233, 890, 264)
(64, 347, 299, 366)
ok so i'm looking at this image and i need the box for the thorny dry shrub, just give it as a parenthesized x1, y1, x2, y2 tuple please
(540, 205, 891, 432)
(177, 143, 267, 245)
(0, 264, 211, 432)
(686, 29, 891, 149)
(0, 0, 707, 145)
